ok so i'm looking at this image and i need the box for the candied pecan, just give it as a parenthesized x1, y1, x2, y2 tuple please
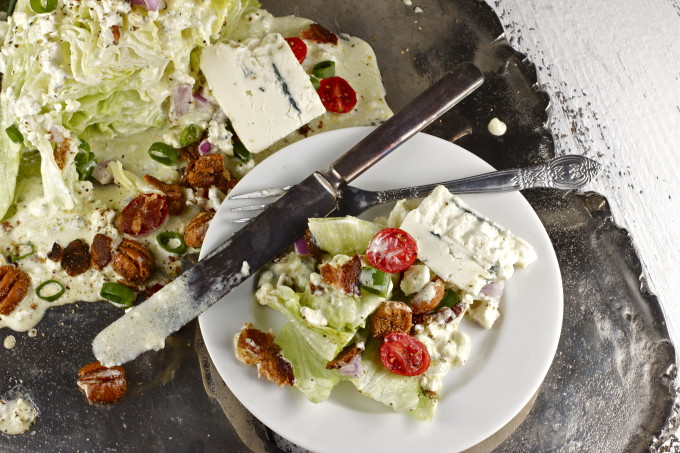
(0, 266, 30, 315)
(370, 301, 412, 340)
(117, 193, 169, 237)
(409, 278, 445, 315)
(183, 154, 235, 192)
(183, 210, 214, 249)
(76, 361, 127, 404)
(319, 255, 361, 296)
(110, 25, 120, 45)
(326, 343, 364, 370)
(62, 239, 91, 277)
(111, 239, 156, 283)
(235, 323, 294, 386)
(90, 233, 113, 271)
(144, 174, 186, 215)
(47, 242, 63, 262)
(178, 141, 200, 163)
(300, 23, 338, 44)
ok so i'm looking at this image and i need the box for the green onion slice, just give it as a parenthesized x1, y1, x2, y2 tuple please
(30, 0, 57, 13)
(179, 124, 202, 147)
(148, 142, 179, 166)
(6, 124, 23, 144)
(100, 282, 136, 307)
(156, 232, 187, 254)
(437, 289, 462, 310)
(233, 140, 252, 163)
(310, 75, 320, 91)
(360, 266, 391, 297)
(36, 280, 65, 302)
(11, 242, 35, 262)
(312, 61, 335, 79)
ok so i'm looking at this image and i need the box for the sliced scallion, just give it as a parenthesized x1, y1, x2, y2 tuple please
(6, 124, 23, 144)
(30, 0, 57, 13)
(148, 142, 179, 166)
(100, 282, 136, 307)
(310, 75, 320, 91)
(312, 60, 335, 79)
(11, 242, 35, 262)
(156, 232, 187, 255)
(233, 140, 251, 163)
(36, 280, 65, 302)
(179, 124, 202, 147)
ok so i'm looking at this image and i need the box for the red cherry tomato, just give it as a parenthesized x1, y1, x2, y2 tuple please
(366, 228, 418, 273)
(284, 37, 307, 64)
(317, 76, 357, 113)
(118, 193, 168, 236)
(380, 332, 430, 376)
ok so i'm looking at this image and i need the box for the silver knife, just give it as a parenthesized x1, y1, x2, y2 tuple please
(92, 62, 485, 366)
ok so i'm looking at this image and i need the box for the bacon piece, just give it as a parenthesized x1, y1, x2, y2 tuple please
(90, 233, 113, 271)
(47, 242, 63, 262)
(300, 23, 338, 45)
(144, 174, 186, 215)
(319, 255, 361, 296)
(61, 239, 91, 277)
(235, 323, 294, 387)
(326, 343, 364, 370)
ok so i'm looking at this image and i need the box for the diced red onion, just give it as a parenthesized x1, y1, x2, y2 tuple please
(172, 83, 193, 119)
(193, 91, 211, 105)
(132, 0, 164, 11)
(294, 236, 310, 255)
(92, 159, 114, 185)
(479, 281, 505, 301)
(198, 139, 212, 155)
(337, 354, 363, 377)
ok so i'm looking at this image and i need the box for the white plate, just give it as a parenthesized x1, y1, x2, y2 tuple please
(199, 126, 563, 453)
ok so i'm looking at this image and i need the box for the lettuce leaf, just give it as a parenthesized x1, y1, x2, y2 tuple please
(0, 103, 22, 220)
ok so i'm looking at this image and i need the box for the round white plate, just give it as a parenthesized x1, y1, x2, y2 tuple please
(199, 126, 563, 453)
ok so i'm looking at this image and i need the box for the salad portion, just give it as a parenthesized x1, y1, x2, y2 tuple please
(235, 185, 537, 421)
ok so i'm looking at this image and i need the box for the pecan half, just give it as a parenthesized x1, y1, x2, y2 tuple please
(47, 242, 63, 262)
(183, 210, 215, 249)
(111, 239, 156, 283)
(91, 233, 113, 271)
(183, 154, 236, 193)
(62, 239, 91, 277)
(77, 361, 127, 404)
(0, 266, 30, 315)
(370, 301, 413, 339)
(144, 174, 186, 215)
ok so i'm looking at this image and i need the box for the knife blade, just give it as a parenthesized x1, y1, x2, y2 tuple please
(92, 62, 484, 366)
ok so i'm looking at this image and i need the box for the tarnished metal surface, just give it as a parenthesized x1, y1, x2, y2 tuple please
(0, 1, 676, 452)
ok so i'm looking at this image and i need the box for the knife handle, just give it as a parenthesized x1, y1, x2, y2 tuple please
(328, 62, 484, 185)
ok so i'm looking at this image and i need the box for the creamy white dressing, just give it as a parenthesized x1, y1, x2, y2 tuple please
(487, 117, 507, 136)
(0, 396, 38, 435)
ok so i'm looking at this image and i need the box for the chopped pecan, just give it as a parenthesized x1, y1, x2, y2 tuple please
(144, 174, 186, 215)
(110, 25, 120, 45)
(61, 239, 91, 277)
(409, 278, 445, 315)
(111, 239, 156, 283)
(183, 154, 236, 193)
(47, 242, 63, 262)
(53, 138, 71, 170)
(183, 210, 214, 249)
(235, 323, 294, 386)
(90, 233, 113, 271)
(300, 23, 338, 44)
(0, 266, 30, 315)
(326, 343, 364, 370)
(76, 361, 127, 404)
(370, 301, 413, 339)
(319, 255, 361, 296)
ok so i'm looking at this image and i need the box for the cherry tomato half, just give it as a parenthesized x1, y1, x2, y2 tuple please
(380, 332, 430, 376)
(366, 228, 418, 273)
(284, 37, 307, 64)
(118, 193, 168, 236)
(317, 76, 357, 113)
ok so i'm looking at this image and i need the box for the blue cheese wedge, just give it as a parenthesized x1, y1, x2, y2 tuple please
(399, 185, 536, 295)
(200, 33, 326, 153)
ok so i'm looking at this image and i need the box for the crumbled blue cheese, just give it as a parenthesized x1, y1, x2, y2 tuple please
(400, 264, 431, 295)
(300, 306, 328, 326)
(399, 185, 536, 295)
(467, 298, 500, 329)
(200, 33, 326, 153)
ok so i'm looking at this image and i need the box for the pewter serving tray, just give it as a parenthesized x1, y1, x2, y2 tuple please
(0, 1, 676, 452)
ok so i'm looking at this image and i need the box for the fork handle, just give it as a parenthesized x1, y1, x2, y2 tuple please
(376, 155, 602, 201)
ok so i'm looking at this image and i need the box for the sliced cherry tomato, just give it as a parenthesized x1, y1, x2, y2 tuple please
(380, 332, 430, 376)
(118, 193, 168, 236)
(284, 37, 307, 64)
(317, 76, 357, 113)
(300, 23, 338, 45)
(366, 228, 418, 273)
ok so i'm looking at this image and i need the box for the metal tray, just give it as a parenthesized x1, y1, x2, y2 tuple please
(0, 0, 676, 451)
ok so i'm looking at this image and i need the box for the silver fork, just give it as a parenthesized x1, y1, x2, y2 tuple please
(228, 154, 601, 222)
